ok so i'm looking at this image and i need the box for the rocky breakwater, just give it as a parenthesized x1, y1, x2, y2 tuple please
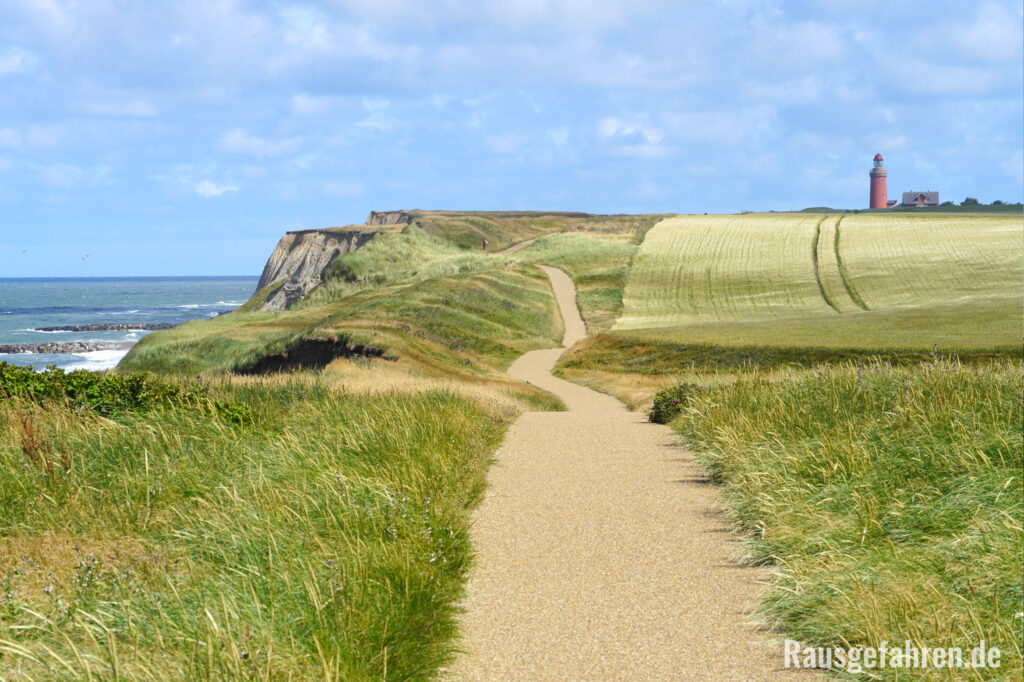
(0, 341, 136, 355)
(255, 226, 395, 311)
(34, 323, 174, 332)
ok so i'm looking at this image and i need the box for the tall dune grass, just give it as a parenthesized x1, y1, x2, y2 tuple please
(0, 376, 514, 680)
(516, 232, 637, 334)
(671, 360, 1022, 680)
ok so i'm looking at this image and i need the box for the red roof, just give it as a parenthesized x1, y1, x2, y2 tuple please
(874, 153, 883, 160)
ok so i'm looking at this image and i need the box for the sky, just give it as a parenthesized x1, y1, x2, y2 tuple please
(1, 0, 1021, 277)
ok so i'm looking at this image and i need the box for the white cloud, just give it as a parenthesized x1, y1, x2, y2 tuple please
(665, 106, 778, 147)
(597, 117, 673, 158)
(950, 2, 1023, 63)
(891, 59, 1001, 95)
(0, 129, 20, 149)
(597, 117, 663, 144)
(194, 180, 237, 197)
(291, 93, 338, 116)
(0, 46, 38, 77)
(744, 76, 823, 106)
(484, 132, 530, 155)
(547, 127, 569, 147)
(36, 162, 112, 189)
(78, 99, 157, 117)
(870, 134, 908, 152)
(747, 18, 848, 69)
(0, 123, 68, 151)
(320, 180, 364, 198)
(220, 129, 302, 158)
(361, 97, 390, 112)
(1001, 149, 1023, 188)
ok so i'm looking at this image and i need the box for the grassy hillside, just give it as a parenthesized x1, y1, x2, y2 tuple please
(3, 214, 610, 679)
(670, 360, 1022, 680)
(615, 213, 1022, 351)
(514, 232, 638, 334)
(120, 228, 563, 400)
(409, 210, 666, 252)
(0, 371, 532, 680)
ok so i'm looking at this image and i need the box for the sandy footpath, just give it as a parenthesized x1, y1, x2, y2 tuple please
(446, 265, 807, 680)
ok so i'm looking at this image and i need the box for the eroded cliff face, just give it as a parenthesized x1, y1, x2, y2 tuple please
(365, 210, 412, 226)
(255, 228, 384, 311)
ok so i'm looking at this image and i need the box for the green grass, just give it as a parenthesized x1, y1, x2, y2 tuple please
(3, 218, 582, 678)
(298, 226, 510, 308)
(0, 376, 517, 680)
(409, 211, 666, 252)
(615, 213, 1022, 350)
(120, 227, 563, 380)
(560, 210, 1022, 679)
(515, 232, 638, 333)
(667, 361, 1022, 680)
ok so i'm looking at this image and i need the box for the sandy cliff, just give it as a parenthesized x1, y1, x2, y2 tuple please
(365, 210, 412, 226)
(255, 228, 385, 311)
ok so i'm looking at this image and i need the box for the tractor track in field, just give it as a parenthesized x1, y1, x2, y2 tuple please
(832, 216, 870, 311)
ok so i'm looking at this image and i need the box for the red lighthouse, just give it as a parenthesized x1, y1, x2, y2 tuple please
(869, 153, 888, 209)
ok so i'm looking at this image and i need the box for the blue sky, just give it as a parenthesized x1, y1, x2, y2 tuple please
(1, 0, 1021, 277)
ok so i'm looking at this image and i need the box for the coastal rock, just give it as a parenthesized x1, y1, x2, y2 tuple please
(255, 228, 387, 311)
(34, 323, 174, 332)
(365, 210, 412, 226)
(0, 341, 136, 355)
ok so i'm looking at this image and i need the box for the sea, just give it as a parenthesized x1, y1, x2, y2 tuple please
(0, 277, 259, 372)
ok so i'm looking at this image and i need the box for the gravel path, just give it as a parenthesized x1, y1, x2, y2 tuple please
(446, 266, 806, 680)
(494, 238, 537, 255)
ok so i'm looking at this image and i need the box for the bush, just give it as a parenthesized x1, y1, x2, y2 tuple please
(0, 362, 253, 423)
(648, 382, 701, 424)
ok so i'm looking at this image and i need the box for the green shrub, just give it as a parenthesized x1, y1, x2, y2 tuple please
(0, 361, 252, 423)
(648, 382, 701, 424)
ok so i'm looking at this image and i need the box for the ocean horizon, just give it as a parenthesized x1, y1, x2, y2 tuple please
(0, 275, 259, 371)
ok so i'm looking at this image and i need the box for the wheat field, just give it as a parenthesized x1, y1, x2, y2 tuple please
(615, 212, 1022, 350)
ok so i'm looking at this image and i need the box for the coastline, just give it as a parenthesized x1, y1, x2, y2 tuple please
(0, 275, 257, 373)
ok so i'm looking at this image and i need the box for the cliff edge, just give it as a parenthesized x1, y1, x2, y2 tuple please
(253, 211, 420, 311)
(255, 228, 385, 311)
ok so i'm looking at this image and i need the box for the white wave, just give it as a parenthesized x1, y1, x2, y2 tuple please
(172, 300, 243, 309)
(0, 351, 32, 356)
(63, 349, 131, 372)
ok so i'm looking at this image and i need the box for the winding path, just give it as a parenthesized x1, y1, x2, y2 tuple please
(446, 266, 804, 680)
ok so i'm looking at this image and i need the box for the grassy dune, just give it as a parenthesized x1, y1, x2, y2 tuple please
(674, 361, 1023, 680)
(615, 213, 1022, 351)
(0, 374, 533, 680)
(410, 210, 666, 252)
(121, 227, 563, 391)
(4, 216, 586, 679)
(515, 232, 638, 334)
